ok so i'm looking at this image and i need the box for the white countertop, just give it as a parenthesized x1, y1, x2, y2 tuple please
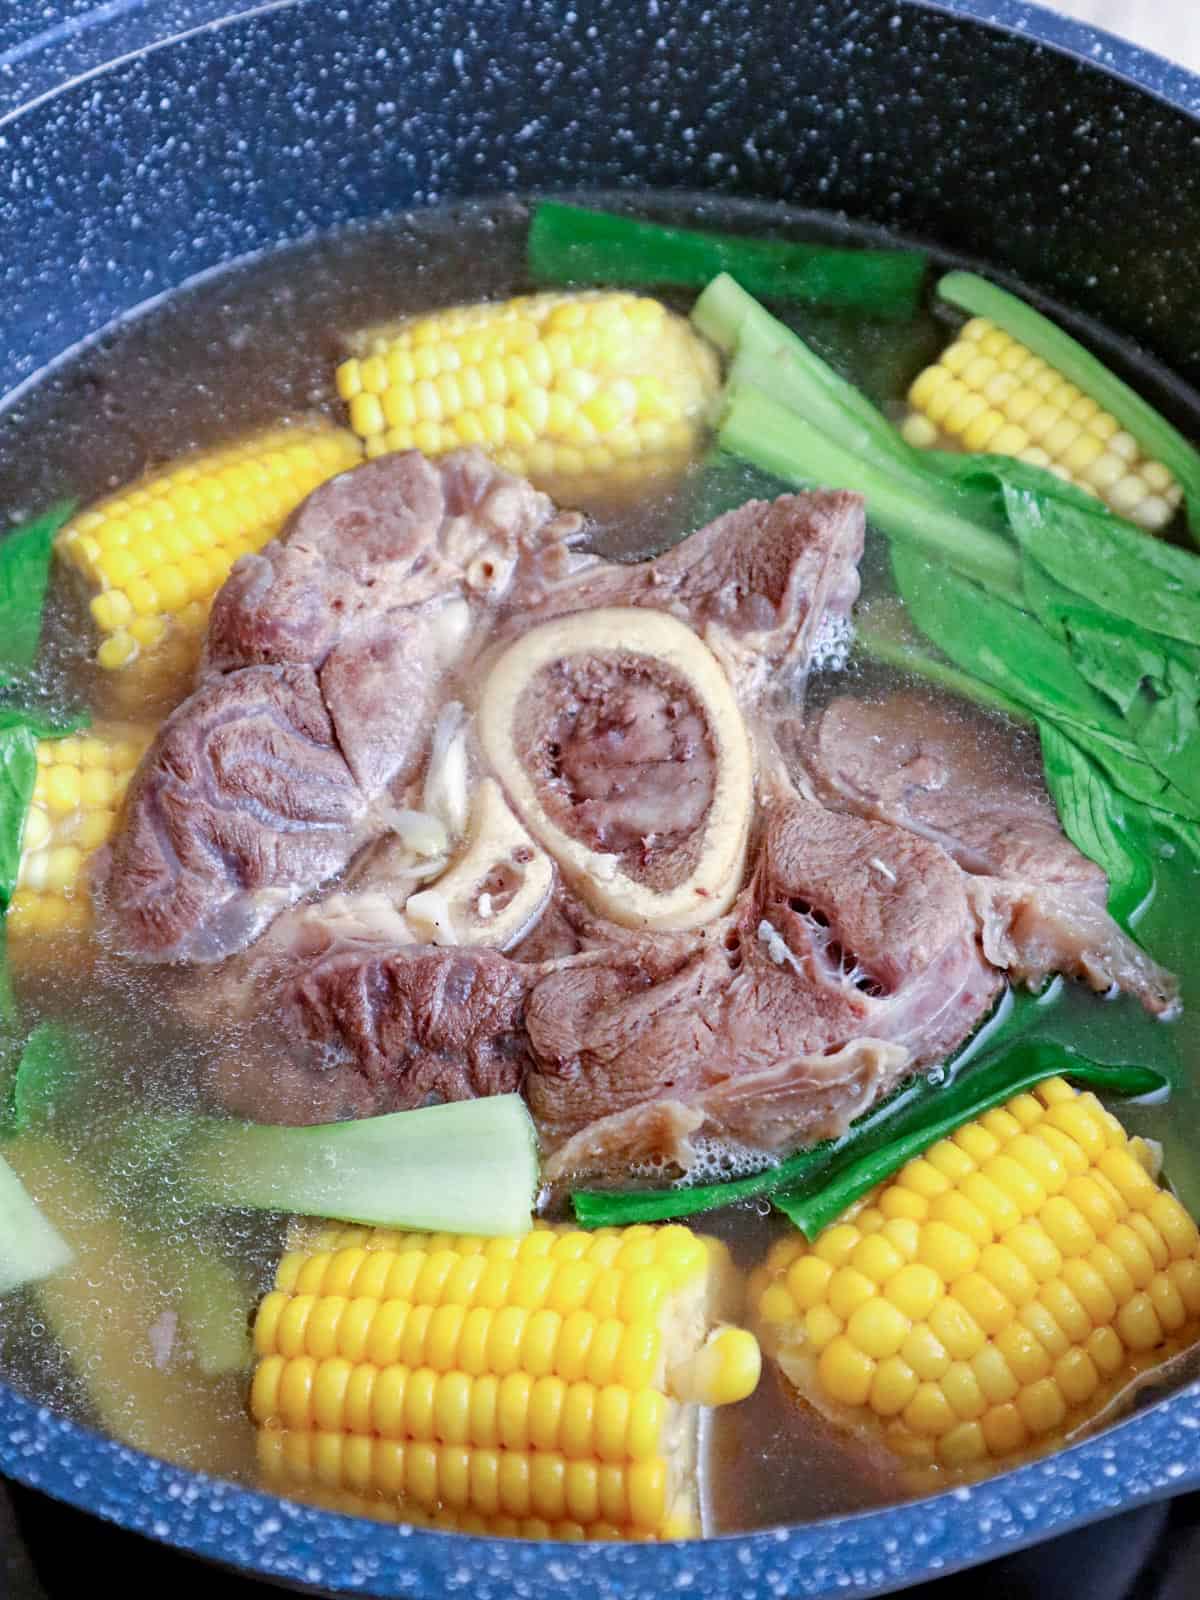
(1050, 0, 1200, 71)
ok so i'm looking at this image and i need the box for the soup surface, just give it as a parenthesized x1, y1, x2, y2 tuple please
(0, 194, 1197, 1533)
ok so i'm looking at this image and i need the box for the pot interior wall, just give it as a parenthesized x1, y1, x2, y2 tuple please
(3, 0, 1200, 411)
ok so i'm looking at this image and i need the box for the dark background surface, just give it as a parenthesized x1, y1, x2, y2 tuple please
(3, 1476, 1200, 1599)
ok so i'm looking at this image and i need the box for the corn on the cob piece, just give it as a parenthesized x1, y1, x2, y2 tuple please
(335, 291, 720, 498)
(751, 1076, 1200, 1475)
(55, 424, 363, 690)
(903, 318, 1183, 531)
(252, 1221, 761, 1539)
(8, 724, 153, 938)
(283, 1482, 655, 1541)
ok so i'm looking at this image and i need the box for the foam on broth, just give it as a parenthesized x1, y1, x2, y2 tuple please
(0, 194, 1197, 1531)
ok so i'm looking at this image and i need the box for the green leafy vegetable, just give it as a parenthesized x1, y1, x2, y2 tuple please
(719, 383, 1022, 598)
(1036, 722, 1157, 930)
(529, 203, 928, 316)
(182, 1094, 540, 1235)
(889, 544, 1133, 743)
(0, 1146, 74, 1293)
(704, 274, 1200, 929)
(854, 598, 1031, 720)
(939, 271, 1200, 541)
(1, 1023, 81, 1139)
(1003, 484, 1200, 646)
(696, 274, 928, 477)
(0, 504, 72, 682)
(774, 1047, 1165, 1239)
(0, 721, 38, 910)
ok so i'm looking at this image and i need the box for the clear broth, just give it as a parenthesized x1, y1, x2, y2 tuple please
(0, 194, 1198, 1531)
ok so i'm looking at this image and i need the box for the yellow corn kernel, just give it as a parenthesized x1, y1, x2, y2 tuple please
(754, 1076, 1200, 1474)
(903, 318, 1179, 529)
(338, 291, 720, 499)
(253, 1221, 759, 1540)
(12, 722, 154, 944)
(56, 424, 362, 684)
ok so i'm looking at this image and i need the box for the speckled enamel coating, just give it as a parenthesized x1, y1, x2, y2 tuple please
(2, 1, 1200, 1593)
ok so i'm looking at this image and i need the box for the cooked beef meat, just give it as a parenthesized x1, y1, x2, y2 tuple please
(95, 450, 583, 963)
(646, 492, 863, 695)
(318, 615, 450, 794)
(204, 449, 583, 676)
(290, 944, 533, 1107)
(526, 765, 999, 1174)
(805, 692, 1179, 1015)
(176, 888, 419, 1030)
(517, 491, 864, 703)
(208, 742, 998, 1155)
(92, 665, 372, 963)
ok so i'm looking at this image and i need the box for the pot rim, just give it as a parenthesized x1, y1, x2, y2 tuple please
(2, 0, 1200, 125)
(2, 2, 1199, 1595)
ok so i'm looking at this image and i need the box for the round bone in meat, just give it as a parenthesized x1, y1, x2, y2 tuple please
(477, 607, 753, 931)
(405, 778, 554, 950)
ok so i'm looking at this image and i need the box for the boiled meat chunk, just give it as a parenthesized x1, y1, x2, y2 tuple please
(95, 450, 583, 963)
(92, 666, 372, 963)
(526, 765, 1000, 1176)
(290, 945, 534, 1108)
(804, 692, 1179, 1015)
(100, 448, 1147, 1179)
(520, 491, 865, 706)
(203, 448, 583, 675)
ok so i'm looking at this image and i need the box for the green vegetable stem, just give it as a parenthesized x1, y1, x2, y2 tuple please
(528, 203, 927, 317)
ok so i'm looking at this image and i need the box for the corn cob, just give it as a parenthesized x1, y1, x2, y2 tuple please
(751, 1077, 1200, 1475)
(902, 318, 1183, 531)
(335, 291, 720, 498)
(282, 1482, 652, 1541)
(55, 424, 363, 693)
(251, 1221, 761, 1539)
(8, 724, 153, 938)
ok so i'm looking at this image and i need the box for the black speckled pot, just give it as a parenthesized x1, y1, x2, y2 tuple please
(2, 2, 1200, 1594)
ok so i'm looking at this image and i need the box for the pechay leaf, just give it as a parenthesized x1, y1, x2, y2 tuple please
(854, 598, 1031, 721)
(0, 721, 39, 909)
(921, 449, 1106, 536)
(1072, 724, 1200, 824)
(890, 544, 1134, 745)
(1120, 652, 1200, 814)
(0, 504, 73, 682)
(1003, 484, 1200, 647)
(893, 544, 1200, 836)
(1037, 720, 1156, 930)
(1018, 558, 1200, 814)
(1, 1024, 82, 1141)
(528, 202, 928, 316)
